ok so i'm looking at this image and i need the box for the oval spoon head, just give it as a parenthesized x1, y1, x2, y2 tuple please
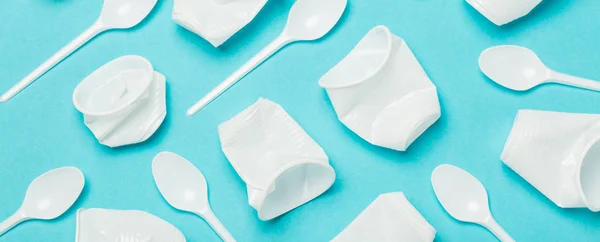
(21, 167, 85, 220)
(152, 152, 210, 214)
(479, 45, 551, 91)
(431, 164, 491, 223)
(284, 0, 347, 41)
(98, 0, 158, 29)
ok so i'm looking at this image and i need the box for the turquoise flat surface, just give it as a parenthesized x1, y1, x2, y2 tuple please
(1, 0, 600, 241)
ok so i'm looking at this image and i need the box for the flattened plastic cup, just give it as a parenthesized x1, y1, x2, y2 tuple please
(218, 98, 336, 220)
(318, 25, 440, 151)
(72, 55, 167, 147)
(73, 55, 154, 118)
(466, 0, 542, 26)
(332, 192, 436, 242)
(502, 110, 600, 211)
(172, 0, 267, 47)
(76, 208, 186, 242)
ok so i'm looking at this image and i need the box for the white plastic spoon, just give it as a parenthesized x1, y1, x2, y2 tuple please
(479, 45, 600, 92)
(152, 152, 235, 242)
(0, 0, 158, 103)
(431, 164, 514, 242)
(0, 167, 85, 237)
(186, 0, 348, 116)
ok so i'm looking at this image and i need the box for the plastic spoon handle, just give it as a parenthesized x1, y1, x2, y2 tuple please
(0, 211, 27, 237)
(198, 208, 236, 242)
(482, 217, 515, 242)
(186, 34, 292, 116)
(551, 71, 600, 92)
(0, 22, 106, 102)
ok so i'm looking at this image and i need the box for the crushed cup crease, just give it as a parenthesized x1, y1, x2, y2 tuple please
(502, 110, 600, 212)
(319, 25, 441, 151)
(73, 55, 167, 148)
(173, 0, 267, 47)
(76, 208, 186, 242)
(332, 192, 436, 242)
(218, 98, 336, 221)
(466, 0, 542, 26)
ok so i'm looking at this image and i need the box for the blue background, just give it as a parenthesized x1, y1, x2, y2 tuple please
(1, 0, 600, 241)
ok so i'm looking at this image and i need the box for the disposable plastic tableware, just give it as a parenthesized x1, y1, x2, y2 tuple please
(0, 0, 158, 102)
(319, 25, 441, 151)
(0, 167, 85, 237)
(152, 152, 235, 242)
(502, 110, 600, 212)
(76, 208, 186, 242)
(431, 164, 514, 242)
(173, 0, 268, 47)
(479, 45, 600, 92)
(72, 55, 167, 148)
(466, 0, 542, 26)
(186, 0, 348, 116)
(218, 98, 336, 221)
(332, 192, 436, 242)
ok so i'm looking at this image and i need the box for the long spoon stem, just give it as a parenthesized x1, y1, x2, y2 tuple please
(482, 216, 514, 242)
(0, 22, 106, 103)
(0, 210, 27, 237)
(198, 208, 236, 242)
(551, 71, 600, 92)
(186, 34, 293, 116)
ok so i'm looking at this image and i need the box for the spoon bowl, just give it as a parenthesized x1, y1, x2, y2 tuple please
(21, 167, 85, 219)
(431, 164, 514, 242)
(0, 167, 85, 237)
(152, 152, 236, 242)
(152, 152, 209, 213)
(99, 0, 159, 29)
(284, 0, 347, 41)
(479, 45, 549, 91)
(431, 164, 491, 223)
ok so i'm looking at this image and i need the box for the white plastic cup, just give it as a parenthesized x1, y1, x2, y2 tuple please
(218, 98, 336, 220)
(76, 208, 185, 242)
(502, 110, 600, 212)
(318, 25, 440, 151)
(172, 0, 267, 47)
(72, 55, 166, 147)
(466, 0, 542, 26)
(332, 192, 436, 242)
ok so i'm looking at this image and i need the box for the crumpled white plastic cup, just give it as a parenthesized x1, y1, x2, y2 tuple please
(173, 0, 267, 47)
(218, 98, 336, 221)
(332, 192, 436, 242)
(76, 208, 186, 242)
(73, 55, 167, 148)
(502, 109, 600, 212)
(466, 0, 542, 26)
(319, 25, 441, 151)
